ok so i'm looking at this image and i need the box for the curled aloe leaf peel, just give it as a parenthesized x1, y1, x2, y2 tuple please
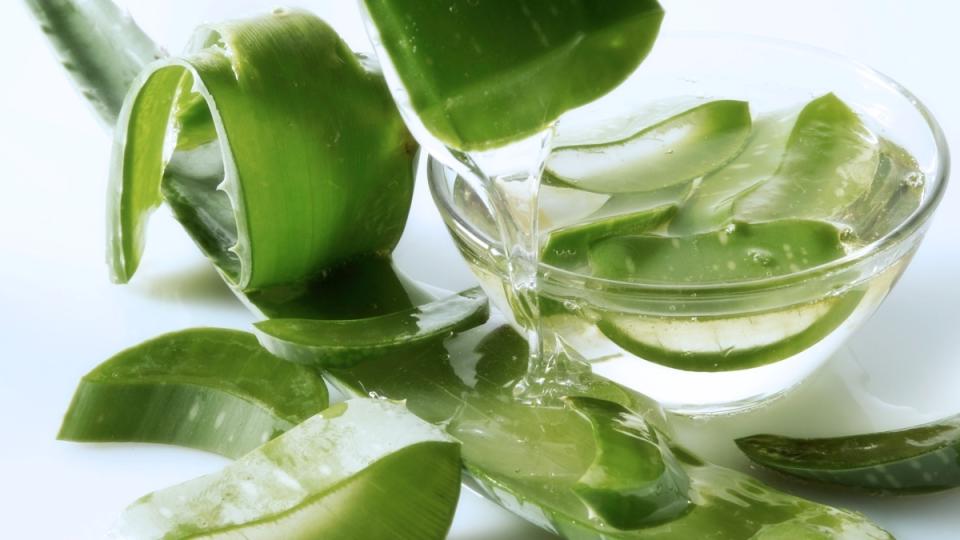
(363, 0, 665, 150)
(58, 328, 329, 459)
(255, 287, 489, 368)
(110, 399, 461, 540)
(108, 10, 417, 291)
(738, 414, 960, 494)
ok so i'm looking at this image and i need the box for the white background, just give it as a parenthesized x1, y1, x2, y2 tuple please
(1, 1, 958, 538)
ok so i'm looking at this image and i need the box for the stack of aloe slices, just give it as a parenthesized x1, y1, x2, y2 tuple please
(29, 0, 944, 538)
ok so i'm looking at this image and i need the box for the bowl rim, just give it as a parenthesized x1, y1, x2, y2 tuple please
(426, 31, 950, 295)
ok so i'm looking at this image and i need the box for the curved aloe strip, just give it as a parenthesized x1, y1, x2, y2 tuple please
(546, 100, 753, 193)
(737, 414, 960, 494)
(24, 0, 164, 125)
(735, 93, 880, 223)
(109, 10, 416, 289)
(566, 397, 691, 529)
(58, 328, 328, 459)
(110, 399, 461, 539)
(328, 321, 890, 538)
(362, 0, 664, 150)
(669, 106, 801, 235)
(255, 287, 490, 368)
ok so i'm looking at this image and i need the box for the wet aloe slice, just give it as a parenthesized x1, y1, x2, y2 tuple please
(738, 414, 960, 494)
(328, 321, 890, 538)
(24, 0, 164, 125)
(110, 399, 461, 539)
(362, 0, 664, 150)
(734, 93, 880, 223)
(589, 220, 848, 284)
(58, 328, 328, 459)
(566, 397, 690, 529)
(109, 10, 416, 290)
(255, 287, 489, 368)
(670, 106, 801, 235)
(547, 100, 752, 194)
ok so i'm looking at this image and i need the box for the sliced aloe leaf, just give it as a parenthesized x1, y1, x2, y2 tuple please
(734, 93, 880, 223)
(842, 138, 925, 243)
(566, 397, 690, 529)
(362, 0, 664, 150)
(110, 399, 460, 539)
(737, 414, 960, 494)
(542, 183, 689, 271)
(589, 220, 848, 284)
(255, 287, 489, 368)
(58, 328, 328, 459)
(547, 100, 753, 194)
(327, 320, 890, 538)
(596, 291, 863, 372)
(24, 0, 165, 125)
(669, 106, 801, 235)
(108, 10, 416, 289)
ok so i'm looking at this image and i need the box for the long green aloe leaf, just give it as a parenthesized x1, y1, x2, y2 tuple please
(110, 399, 461, 539)
(362, 0, 665, 150)
(58, 328, 328, 459)
(108, 10, 416, 290)
(255, 287, 489, 368)
(24, 0, 164, 125)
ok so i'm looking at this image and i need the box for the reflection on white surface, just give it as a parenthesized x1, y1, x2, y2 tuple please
(1, 1, 957, 539)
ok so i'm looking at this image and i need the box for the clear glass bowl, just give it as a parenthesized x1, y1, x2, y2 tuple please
(426, 33, 949, 414)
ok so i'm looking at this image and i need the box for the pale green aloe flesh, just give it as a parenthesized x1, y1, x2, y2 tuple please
(546, 100, 752, 194)
(733, 93, 880, 223)
(327, 320, 890, 538)
(254, 287, 490, 368)
(363, 0, 664, 150)
(24, 0, 164, 125)
(58, 328, 328, 459)
(109, 399, 461, 540)
(737, 414, 960, 494)
(108, 10, 416, 290)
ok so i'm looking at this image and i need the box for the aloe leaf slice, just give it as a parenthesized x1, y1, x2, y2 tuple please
(327, 320, 890, 538)
(734, 93, 880, 223)
(109, 399, 461, 540)
(362, 0, 664, 150)
(546, 100, 753, 194)
(254, 287, 490, 368)
(737, 414, 960, 494)
(24, 0, 165, 125)
(589, 220, 848, 284)
(58, 328, 328, 459)
(669, 106, 801, 235)
(108, 10, 416, 290)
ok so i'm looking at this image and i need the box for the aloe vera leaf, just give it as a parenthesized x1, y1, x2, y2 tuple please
(109, 399, 461, 540)
(255, 287, 490, 368)
(566, 397, 691, 529)
(734, 94, 880, 223)
(669, 106, 801, 235)
(841, 138, 925, 243)
(108, 10, 416, 290)
(58, 328, 328, 459)
(326, 321, 889, 538)
(362, 0, 664, 150)
(542, 183, 690, 271)
(547, 101, 753, 194)
(589, 220, 848, 284)
(737, 414, 960, 494)
(24, 0, 165, 125)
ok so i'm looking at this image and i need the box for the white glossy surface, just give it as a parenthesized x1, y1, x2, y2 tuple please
(0, 1, 956, 538)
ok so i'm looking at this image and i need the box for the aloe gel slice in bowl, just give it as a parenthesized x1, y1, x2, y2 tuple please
(361, 0, 665, 150)
(109, 399, 461, 540)
(58, 328, 329, 459)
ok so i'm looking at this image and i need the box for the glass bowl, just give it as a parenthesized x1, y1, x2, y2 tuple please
(426, 33, 949, 414)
